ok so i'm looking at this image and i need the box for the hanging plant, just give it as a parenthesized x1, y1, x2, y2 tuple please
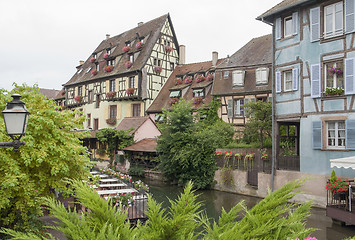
(169, 97, 179, 105)
(136, 41, 143, 49)
(154, 66, 162, 73)
(90, 57, 96, 63)
(104, 66, 114, 72)
(122, 46, 131, 52)
(91, 69, 98, 76)
(261, 153, 269, 161)
(234, 153, 243, 167)
(165, 45, 173, 53)
(103, 53, 110, 59)
(125, 61, 133, 69)
(244, 152, 255, 169)
(328, 66, 343, 76)
(184, 76, 193, 84)
(74, 95, 83, 103)
(215, 151, 223, 156)
(206, 73, 214, 81)
(106, 91, 116, 99)
(193, 96, 204, 104)
(125, 88, 134, 95)
(195, 75, 206, 83)
(106, 118, 117, 125)
(175, 78, 183, 85)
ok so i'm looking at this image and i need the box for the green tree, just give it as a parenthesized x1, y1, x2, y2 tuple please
(157, 99, 234, 189)
(96, 128, 134, 167)
(243, 100, 272, 148)
(0, 84, 92, 233)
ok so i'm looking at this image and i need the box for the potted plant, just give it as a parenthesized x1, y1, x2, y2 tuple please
(90, 57, 96, 63)
(110, 192, 135, 207)
(325, 87, 344, 96)
(125, 61, 132, 69)
(91, 69, 98, 76)
(133, 180, 149, 192)
(169, 97, 179, 105)
(106, 118, 117, 125)
(195, 75, 206, 83)
(261, 153, 269, 161)
(154, 66, 162, 74)
(103, 53, 110, 59)
(122, 46, 131, 52)
(165, 45, 173, 53)
(125, 88, 134, 95)
(193, 96, 204, 104)
(215, 151, 223, 156)
(104, 65, 113, 72)
(244, 152, 255, 169)
(175, 78, 183, 85)
(74, 95, 83, 103)
(234, 152, 243, 166)
(136, 41, 143, 49)
(106, 91, 116, 99)
(326, 169, 349, 199)
(206, 73, 214, 81)
(184, 76, 193, 84)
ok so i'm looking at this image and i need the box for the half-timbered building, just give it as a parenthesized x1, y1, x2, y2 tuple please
(212, 35, 272, 135)
(62, 14, 179, 130)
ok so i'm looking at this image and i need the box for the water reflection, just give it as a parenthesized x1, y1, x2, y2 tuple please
(146, 179, 355, 240)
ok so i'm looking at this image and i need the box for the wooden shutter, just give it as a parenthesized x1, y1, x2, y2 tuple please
(227, 99, 233, 118)
(312, 121, 322, 149)
(106, 80, 109, 93)
(140, 103, 144, 116)
(346, 0, 355, 33)
(275, 18, 281, 40)
(126, 103, 131, 117)
(276, 71, 281, 93)
(347, 120, 355, 149)
(292, 68, 299, 91)
(117, 104, 121, 119)
(310, 7, 320, 42)
(311, 64, 321, 98)
(234, 100, 240, 116)
(105, 105, 109, 120)
(345, 58, 355, 95)
(115, 78, 119, 92)
(293, 11, 299, 35)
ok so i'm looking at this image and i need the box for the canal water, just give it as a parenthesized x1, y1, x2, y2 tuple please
(146, 179, 355, 240)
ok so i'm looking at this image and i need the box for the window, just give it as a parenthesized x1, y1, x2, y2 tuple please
(129, 54, 134, 63)
(153, 58, 157, 65)
(107, 49, 111, 55)
(95, 94, 101, 108)
(327, 121, 345, 149)
(223, 71, 229, 79)
(94, 118, 99, 130)
(193, 88, 204, 97)
(107, 59, 115, 66)
(256, 68, 269, 85)
(96, 63, 99, 71)
(78, 86, 82, 96)
(109, 105, 117, 119)
(109, 80, 115, 92)
(284, 71, 293, 91)
(234, 99, 244, 117)
(324, 2, 343, 38)
(324, 60, 344, 89)
(129, 76, 135, 88)
(132, 104, 141, 117)
(86, 67, 92, 73)
(169, 90, 180, 98)
(158, 59, 161, 66)
(88, 90, 93, 104)
(284, 16, 293, 37)
(275, 11, 298, 40)
(87, 114, 91, 128)
(232, 70, 245, 87)
(170, 62, 174, 70)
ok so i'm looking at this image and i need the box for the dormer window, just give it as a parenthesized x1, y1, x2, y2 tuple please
(232, 70, 245, 87)
(125, 41, 131, 47)
(107, 49, 111, 55)
(78, 86, 82, 96)
(256, 68, 269, 85)
(107, 59, 115, 66)
(224, 71, 229, 79)
(169, 90, 181, 98)
(193, 88, 204, 97)
(129, 54, 134, 63)
(96, 63, 99, 71)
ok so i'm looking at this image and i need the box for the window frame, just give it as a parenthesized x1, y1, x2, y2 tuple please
(129, 76, 135, 89)
(93, 118, 99, 131)
(169, 90, 181, 98)
(324, 59, 344, 90)
(132, 104, 141, 117)
(232, 70, 245, 87)
(284, 15, 293, 38)
(326, 120, 346, 149)
(192, 88, 205, 98)
(95, 94, 101, 108)
(323, 1, 344, 39)
(283, 70, 293, 92)
(78, 86, 83, 96)
(109, 105, 117, 119)
(233, 99, 244, 117)
(223, 71, 229, 79)
(109, 80, 116, 92)
(87, 113, 91, 128)
(256, 67, 269, 85)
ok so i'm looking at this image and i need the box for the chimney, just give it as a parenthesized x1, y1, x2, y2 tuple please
(106, 34, 110, 39)
(179, 45, 186, 65)
(212, 51, 218, 67)
(79, 60, 84, 65)
(138, 22, 144, 26)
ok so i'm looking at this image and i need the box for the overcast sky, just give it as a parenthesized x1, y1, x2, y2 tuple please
(0, 0, 280, 91)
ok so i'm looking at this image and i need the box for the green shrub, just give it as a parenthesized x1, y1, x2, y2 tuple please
(128, 164, 145, 177)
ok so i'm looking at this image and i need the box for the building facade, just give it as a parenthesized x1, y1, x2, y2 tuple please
(63, 14, 179, 131)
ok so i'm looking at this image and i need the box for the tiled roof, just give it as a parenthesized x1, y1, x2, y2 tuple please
(64, 14, 174, 87)
(257, 0, 310, 22)
(212, 35, 272, 96)
(146, 58, 225, 113)
(116, 116, 151, 134)
(54, 89, 65, 100)
(216, 34, 272, 69)
(39, 88, 61, 99)
(123, 138, 157, 152)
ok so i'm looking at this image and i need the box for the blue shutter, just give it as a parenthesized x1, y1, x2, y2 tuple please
(276, 71, 281, 93)
(347, 120, 355, 149)
(227, 99, 233, 118)
(275, 18, 281, 40)
(345, 58, 355, 95)
(293, 11, 299, 35)
(346, 0, 355, 33)
(312, 121, 322, 149)
(311, 64, 321, 98)
(292, 68, 299, 91)
(310, 7, 320, 42)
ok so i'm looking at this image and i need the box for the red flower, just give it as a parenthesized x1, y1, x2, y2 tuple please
(122, 46, 131, 52)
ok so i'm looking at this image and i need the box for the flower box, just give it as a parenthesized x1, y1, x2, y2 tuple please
(193, 96, 204, 104)
(103, 53, 110, 59)
(175, 78, 183, 85)
(184, 76, 193, 84)
(325, 87, 344, 96)
(91, 69, 98, 76)
(104, 66, 113, 72)
(165, 45, 173, 53)
(154, 66, 162, 73)
(136, 41, 143, 49)
(125, 61, 132, 69)
(169, 97, 179, 105)
(206, 73, 214, 81)
(125, 88, 134, 95)
(74, 95, 83, 103)
(122, 46, 131, 52)
(106, 118, 117, 125)
(195, 75, 206, 83)
(106, 91, 116, 99)
(90, 57, 96, 63)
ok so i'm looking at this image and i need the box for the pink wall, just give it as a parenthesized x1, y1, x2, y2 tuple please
(134, 118, 161, 142)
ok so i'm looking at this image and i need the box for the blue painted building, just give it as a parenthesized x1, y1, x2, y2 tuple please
(258, 0, 355, 177)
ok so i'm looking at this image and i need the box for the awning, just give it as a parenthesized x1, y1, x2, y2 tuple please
(330, 156, 355, 169)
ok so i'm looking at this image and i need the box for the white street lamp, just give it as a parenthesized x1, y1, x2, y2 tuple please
(1, 94, 29, 150)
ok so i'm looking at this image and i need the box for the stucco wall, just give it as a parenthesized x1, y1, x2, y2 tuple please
(134, 119, 161, 142)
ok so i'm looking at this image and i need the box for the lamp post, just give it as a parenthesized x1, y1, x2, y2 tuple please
(0, 94, 29, 151)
